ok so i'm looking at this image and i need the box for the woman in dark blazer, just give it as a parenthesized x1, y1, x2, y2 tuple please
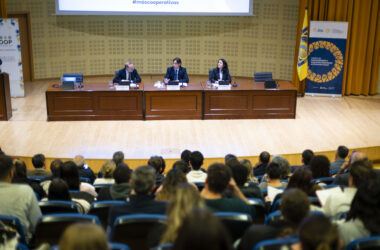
(209, 59, 231, 83)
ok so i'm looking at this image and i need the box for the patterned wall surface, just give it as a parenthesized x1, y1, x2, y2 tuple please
(7, 0, 299, 80)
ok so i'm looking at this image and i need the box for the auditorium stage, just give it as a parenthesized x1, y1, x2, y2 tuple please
(1, 78, 380, 169)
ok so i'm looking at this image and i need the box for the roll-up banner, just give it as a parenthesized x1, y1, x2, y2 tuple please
(0, 18, 24, 97)
(306, 21, 348, 96)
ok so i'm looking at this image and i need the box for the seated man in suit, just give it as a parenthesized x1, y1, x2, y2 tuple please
(108, 165, 167, 226)
(113, 62, 141, 83)
(164, 57, 189, 83)
(209, 59, 231, 83)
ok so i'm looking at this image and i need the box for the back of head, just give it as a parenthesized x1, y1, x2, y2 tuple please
(240, 159, 254, 179)
(32, 153, 45, 169)
(148, 155, 165, 174)
(102, 160, 116, 178)
(259, 151, 270, 164)
(299, 214, 340, 250)
(13, 159, 27, 179)
(206, 163, 231, 194)
(347, 178, 380, 235)
(302, 150, 314, 165)
(73, 155, 85, 168)
(310, 155, 330, 179)
(0, 154, 13, 181)
(48, 178, 71, 201)
(50, 159, 63, 178)
(61, 161, 80, 190)
(287, 168, 315, 196)
(173, 160, 189, 174)
(231, 163, 248, 186)
(112, 151, 124, 166)
(180, 150, 191, 166)
(162, 168, 187, 192)
(113, 163, 131, 184)
(225, 157, 240, 169)
(59, 223, 109, 250)
(337, 145, 349, 159)
(349, 159, 375, 187)
(266, 162, 281, 180)
(281, 188, 310, 227)
(271, 155, 290, 179)
(190, 151, 204, 170)
(132, 165, 156, 195)
(173, 208, 232, 250)
(224, 154, 237, 165)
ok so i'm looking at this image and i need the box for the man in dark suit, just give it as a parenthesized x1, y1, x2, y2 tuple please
(164, 57, 189, 83)
(113, 62, 141, 83)
(108, 165, 167, 227)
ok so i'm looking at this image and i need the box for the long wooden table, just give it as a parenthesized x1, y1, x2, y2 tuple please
(45, 81, 297, 121)
(46, 82, 143, 121)
(203, 81, 297, 119)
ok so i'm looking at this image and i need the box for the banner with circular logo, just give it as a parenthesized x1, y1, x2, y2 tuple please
(306, 21, 348, 96)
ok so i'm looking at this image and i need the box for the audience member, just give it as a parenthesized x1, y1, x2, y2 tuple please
(253, 151, 270, 177)
(74, 155, 96, 184)
(180, 149, 191, 170)
(310, 155, 330, 179)
(40, 158, 63, 194)
(258, 162, 287, 190)
(59, 223, 109, 250)
(224, 154, 238, 165)
(97, 163, 132, 201)
(172, 160, 189, 174)
(0, 154, 42, 241)
(155, 168, 187, 201)
(94, 160, 116, 185)
(271, 155, 291, 180)
(187, 151, 207, 183)
(27, 153, 52, 178)
(330, 145, 349, 172)
(60, 161, 96, 203)
(293, 214, 342, 250)
(108, 166, 167, 226)
(47, 178, 71, 201)
(200, 163, 253, 217)
(224, 163, 262, 200)
(148, 156, 166, 185)
(160, 183, 205, 244)
(240, 159, 258, 182)
(333, 151, 368, 186)
(112, 151, 125, 166)
(338, 178, 380, 247)
(239, 188, 310, 250)
(225, 157, 240, 169)
(292, 149, 314, 173)
(173, 208, 232, 250)
(323, 159, 375, 218)
(12, 159, 46, 199)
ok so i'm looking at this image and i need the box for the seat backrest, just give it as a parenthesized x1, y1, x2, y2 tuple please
(253, 237, 299, 250)
(153, 243, 173, 250)
(247, 198, 266, 224)
(254, 72, 273, 82)
(39, 200, 79, 215)
(193, 182, 205, 191)
(109, 242, 131, 250)
(347, 235, 380, 250)
(89, 201, 125, 229)
(214, 212, 253, 242)
(34, 213, 100, 246)
(94, 183, 113, 193)
(111, 214, 167, 250)
(265, 210, 282, 225)
(311, 177, 335, 185)
(79, 177, 92, 184)
(28, 176, 47, 182)
(0, 214, 27, 244)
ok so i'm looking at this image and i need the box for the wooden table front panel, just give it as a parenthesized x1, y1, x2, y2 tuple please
(0, 73, 12, 121)
(144, 83, 203, 120)
(203, 81, 297, 119)
(46, 83, 143, 121)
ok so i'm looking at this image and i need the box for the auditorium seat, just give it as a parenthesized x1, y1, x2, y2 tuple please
(111, 214, 167, 250)
(193, 182, 205, 191)
(0, 214, 27, 244)
(94, 183, 113, 193)
(153, 243, 173, 250)
(38, 200, 79, 215)
(34, 213, 101, 246)
(88, 200, 125, 229)
(27, 176, 47, 182)
(311, 177, 335, 185)
(347, 235, 380, 250)
(265, 210, 324, 225)
(253, 237, 299, 250)
(214, 212, 252, 242)
(248, 198, 266, 224)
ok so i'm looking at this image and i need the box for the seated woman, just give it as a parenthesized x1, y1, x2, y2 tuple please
(155, 168, 188, 201)
(209, 59, 231, 83)
(338, 178, 380, 248)
(94, 160, 116, 185)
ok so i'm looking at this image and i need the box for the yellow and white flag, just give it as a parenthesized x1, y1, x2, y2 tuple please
(297, 8, 308, 81)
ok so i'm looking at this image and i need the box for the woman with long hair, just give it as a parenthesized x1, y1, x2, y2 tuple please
(155, 168, 187, 201)
(209, 59, 231, 83)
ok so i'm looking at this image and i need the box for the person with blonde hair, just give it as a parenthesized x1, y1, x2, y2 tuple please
(240, 159, 258, 182)
(94, 160, 116, 185)
(160, 183, 205, 244)
(155, 168, 188, 201)
(59, 223, 109, 250)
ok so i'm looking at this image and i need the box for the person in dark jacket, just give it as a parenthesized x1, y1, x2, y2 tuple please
(97, 163, 132, 201)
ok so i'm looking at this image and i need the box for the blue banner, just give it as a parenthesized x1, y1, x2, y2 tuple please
(306, 21, 348, 96)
